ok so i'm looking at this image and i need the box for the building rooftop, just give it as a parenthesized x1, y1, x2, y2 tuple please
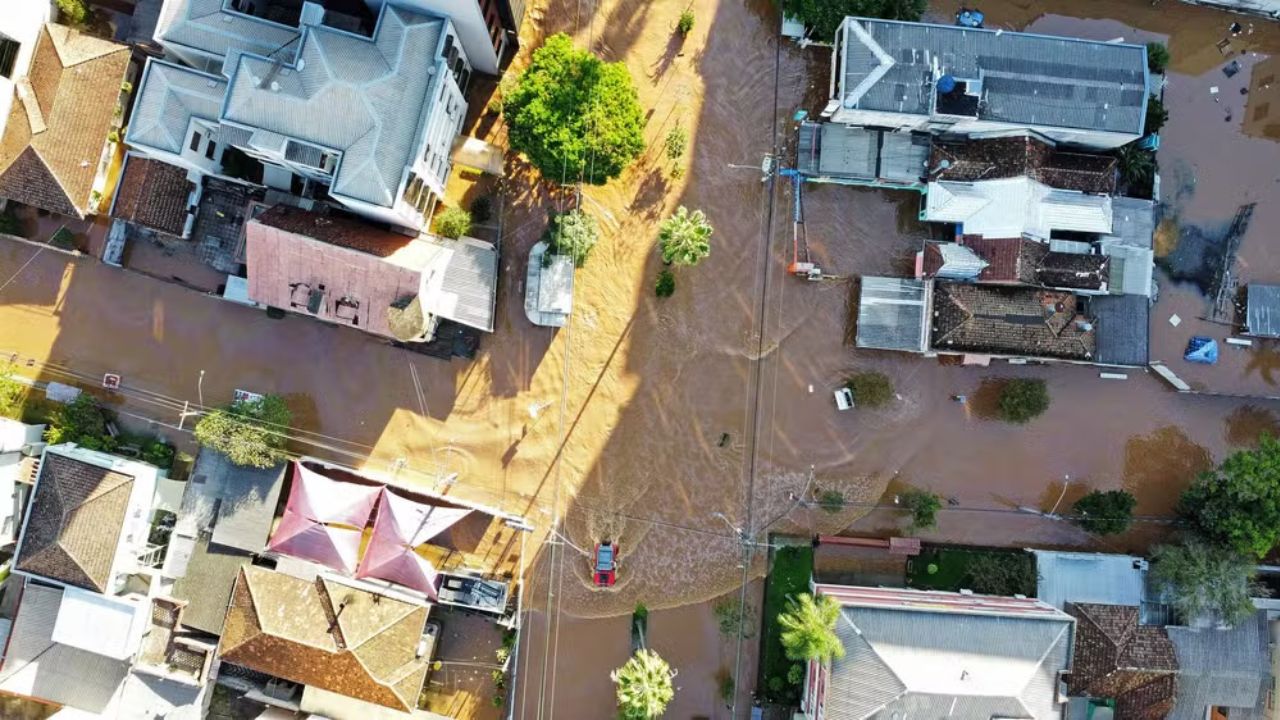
(1067, 603, 1178, 719)
(170, 533, 252, 635)
(155, 0, 301, 62)
(797, 123, 931, 184)
(15, 449, 136, 592)
(931, 281, 1096, 361)
(815, 584, 1073, 720)
(1166, 610, 1272, 720)
(1032, 550, 1147, 610)
(111, 155, 195, 237)
(127, 60, 227, 157)
(179, 449, 286, 553)
(837, 17, 1148, 135)
(221, 5, 445, 208)
(856, 276, 930, 352)
(925, 177, 1112, 239)
(925, 236, 1110, 291)
(1091, 294, 1150, 366)
(931, 136, 1117, 194)
(1246, 284, 1280, 338)
(0, 24, 129, 218)
(1099, 197, 1156, 297)
(219, 565, 430, 712)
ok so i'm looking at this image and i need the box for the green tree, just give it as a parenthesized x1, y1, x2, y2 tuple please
(655, 270, 675, 298)
(778, 593, 844, 663)
(1180, 435, 1280, 558)
(998, 378, 1049, 424)
(193, 395, 292, 468)
(611, 649, 676, 720)
(965, 552, 1038, 596)
(846, 371, 892, 408)
(547, 209, 601, 267)
(435, 207, 472, 239)
(1073, 489, 1137, 535)
(505, 34, 645, 185)
(0, 362, 23, 420)
(677, 10, 695, 35)
(1147, 42, 1170, 74)
(1117, 144, 1157, 189)
(782, 0, 925, 42)
(664, 124, 688, 162)
(818, 489, 844, 514)
(1146, 95, 1169, 133)
(901, 489, 941, 531)
(658, 206, 713, 267)
(45, 394, 110, 448)
(1150, 540, 1262, 626)
(56, 0, 88, 25)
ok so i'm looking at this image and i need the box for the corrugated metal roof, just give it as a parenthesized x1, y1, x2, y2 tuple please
(818, 124, 878, 178)
(840, 17, 1147, 135)
(1091, 294, 1149, 367)
(856, 277, 929, 353)
(126, 59, 227, 155)
(1167, 611, 1271, 720)
(878, 131, 930, 183)
(1102, 197, 1156, 249)
(421, 236, 498, 332)
(222, 6, 446, 208)
(1032, 550, 1147, 610)
(824, 602, 1073, 720)
(1247, 284, 1280, 338)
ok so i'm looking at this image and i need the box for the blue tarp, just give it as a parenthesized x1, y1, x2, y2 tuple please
(1185, 336, 1219, 364)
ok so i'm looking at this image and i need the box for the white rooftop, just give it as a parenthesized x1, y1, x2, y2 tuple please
(1031, 549, 1147, 610)
(925, 177, 1113, 239)
(51, 588, 148, 661)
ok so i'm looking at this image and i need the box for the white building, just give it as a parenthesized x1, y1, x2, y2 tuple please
(131, 1, 471, 230)
(0, 417, 43, 548)
(0, 0, 53, 142)
(826, 17, 1150, 150)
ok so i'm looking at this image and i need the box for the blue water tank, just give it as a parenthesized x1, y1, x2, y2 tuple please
(937, 75, 957, 94)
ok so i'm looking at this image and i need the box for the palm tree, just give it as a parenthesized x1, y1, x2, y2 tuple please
(1116, 143, 1156, 190)
(778, 593, 845, 663)
(658, 206, 713, 267)
(611, 649, 676, 719)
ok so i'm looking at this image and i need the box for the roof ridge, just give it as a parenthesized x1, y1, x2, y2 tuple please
(58, 479, 134, 589)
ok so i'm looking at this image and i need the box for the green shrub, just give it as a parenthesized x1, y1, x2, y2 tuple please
(121, 80, 133, 94)
(655, 270, 675, 298)
(965, 551, 1038, 596)
(677, 10, 695, 35)
(56, 0, 88, 26)
(45, 393, 110, 447)
(1147, 42, 1170, 74)
(846, 371, 892, 408)
(546, 209, 600, 267)
(1146, 95, 1169, 133)
(470, 196, 493, 224)
(901, 489, 941, 531)
(193, 395, 292, 468)
(818, 489, 843, 513)
(1073, 489, 1137, 535)
(664, 124, 688, 162)
(435, 207, 472, 239)
(767, 676, 784, 694)
(786, 664, 804, 686)
(49, 227, 76, 250)
(141, 440, 175, 469)
(633, 602, 649, 621)
(717, 671, 734, 703)
(782, 0, 925, 41)
(997, 378, 1050, 424)
(0, 362, 23, 420)
(713, 598, 754, 638)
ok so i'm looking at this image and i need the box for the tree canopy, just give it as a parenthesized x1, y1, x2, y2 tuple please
(611, 649, 676, 719)
(45, 394, 112, 450)
(1180, 435, 1280, 558)
(194, 395, 292, 468)
(997, 378, 1050, 424)
(781, 0, 925, 41)
(505, 33, 645, 185)
(658, 206, 713, 266)
(901, 489, 941, 531)
(435, 207, 472, 239)
(1150, 540, 1262, 626)
(778, 593, 845, 663)
(1073, 489, 1137, 535)
(547, 209, 601, 267)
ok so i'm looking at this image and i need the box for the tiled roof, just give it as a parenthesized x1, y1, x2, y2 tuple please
(254, 204, 416, 257)
(930, 281, 1096, 360)
(932, 137, 1118, 194)
(15, 451, 134, 592)
(111, 155, 194, 236)
(222, 6, 445, 208)
(839, 17, 1148, 134)
(1067, 603, 1177, 719)
(0, 25, 129, 218)
(219, 566, 429, 711)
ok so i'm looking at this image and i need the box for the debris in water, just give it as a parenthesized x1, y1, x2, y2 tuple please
(1210, 86, 1220, 94)
(718, 432, 730, 448)
(1231, 21, 1242, 34)
(1170, 314, 1182, 327)
(1224, 60, 1241, 78)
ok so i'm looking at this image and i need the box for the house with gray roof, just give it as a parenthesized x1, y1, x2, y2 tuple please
(130, 1, 471, 231)
(803, 583, 1075, 720)
(826, 18, 1149, 150)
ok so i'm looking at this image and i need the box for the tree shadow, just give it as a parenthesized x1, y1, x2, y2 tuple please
(1225, 405, 1280, 447)
(1121, 425, 1213, 515)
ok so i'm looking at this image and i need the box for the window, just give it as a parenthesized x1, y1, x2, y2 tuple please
(205, 141, 218, 160)
(335, 297, 360, 324)
(0, 36, 19, 80)
(189, 132, 203, 152)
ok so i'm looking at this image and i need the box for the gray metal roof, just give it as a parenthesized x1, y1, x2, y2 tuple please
(819, 124, 878, 178)
(825, 605, 1073, 720)
(182, 449, 285, 552)
(840, 17, 1148, 135)
(1031, 550, 1147, 610)
(1103, 197, 1156, 249)
(878, 131, 930, 183)
(127, 60, 228, 155)
(1247, 284, 1280, 338)
(155, 0, 300, 60)
(1166, 611, 1271, 720)
(422, 236, 498, 332)
(222, 5, 445, 208)
(1091, 294, 1149, 367)
(856, 277, 930, 353)
(170, 533, 250, 635)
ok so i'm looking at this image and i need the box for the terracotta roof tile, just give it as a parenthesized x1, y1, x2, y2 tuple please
(254, 205, 414, 258)
(0, 25, 129, 218)
(112, 156, 194, 236)
(930, 282, 1096, 360)
(932, 136, 1118, 195)
(220, 566, 428, 711)
(1067, 603, 1178, 718)
(15, 451, 134, 592)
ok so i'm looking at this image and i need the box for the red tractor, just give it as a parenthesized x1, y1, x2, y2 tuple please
(593, 541, 617, 587)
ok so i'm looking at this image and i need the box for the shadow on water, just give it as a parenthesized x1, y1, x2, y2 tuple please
(1224, 405, 1280, 446)
(1122, 426, 1212, 515)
